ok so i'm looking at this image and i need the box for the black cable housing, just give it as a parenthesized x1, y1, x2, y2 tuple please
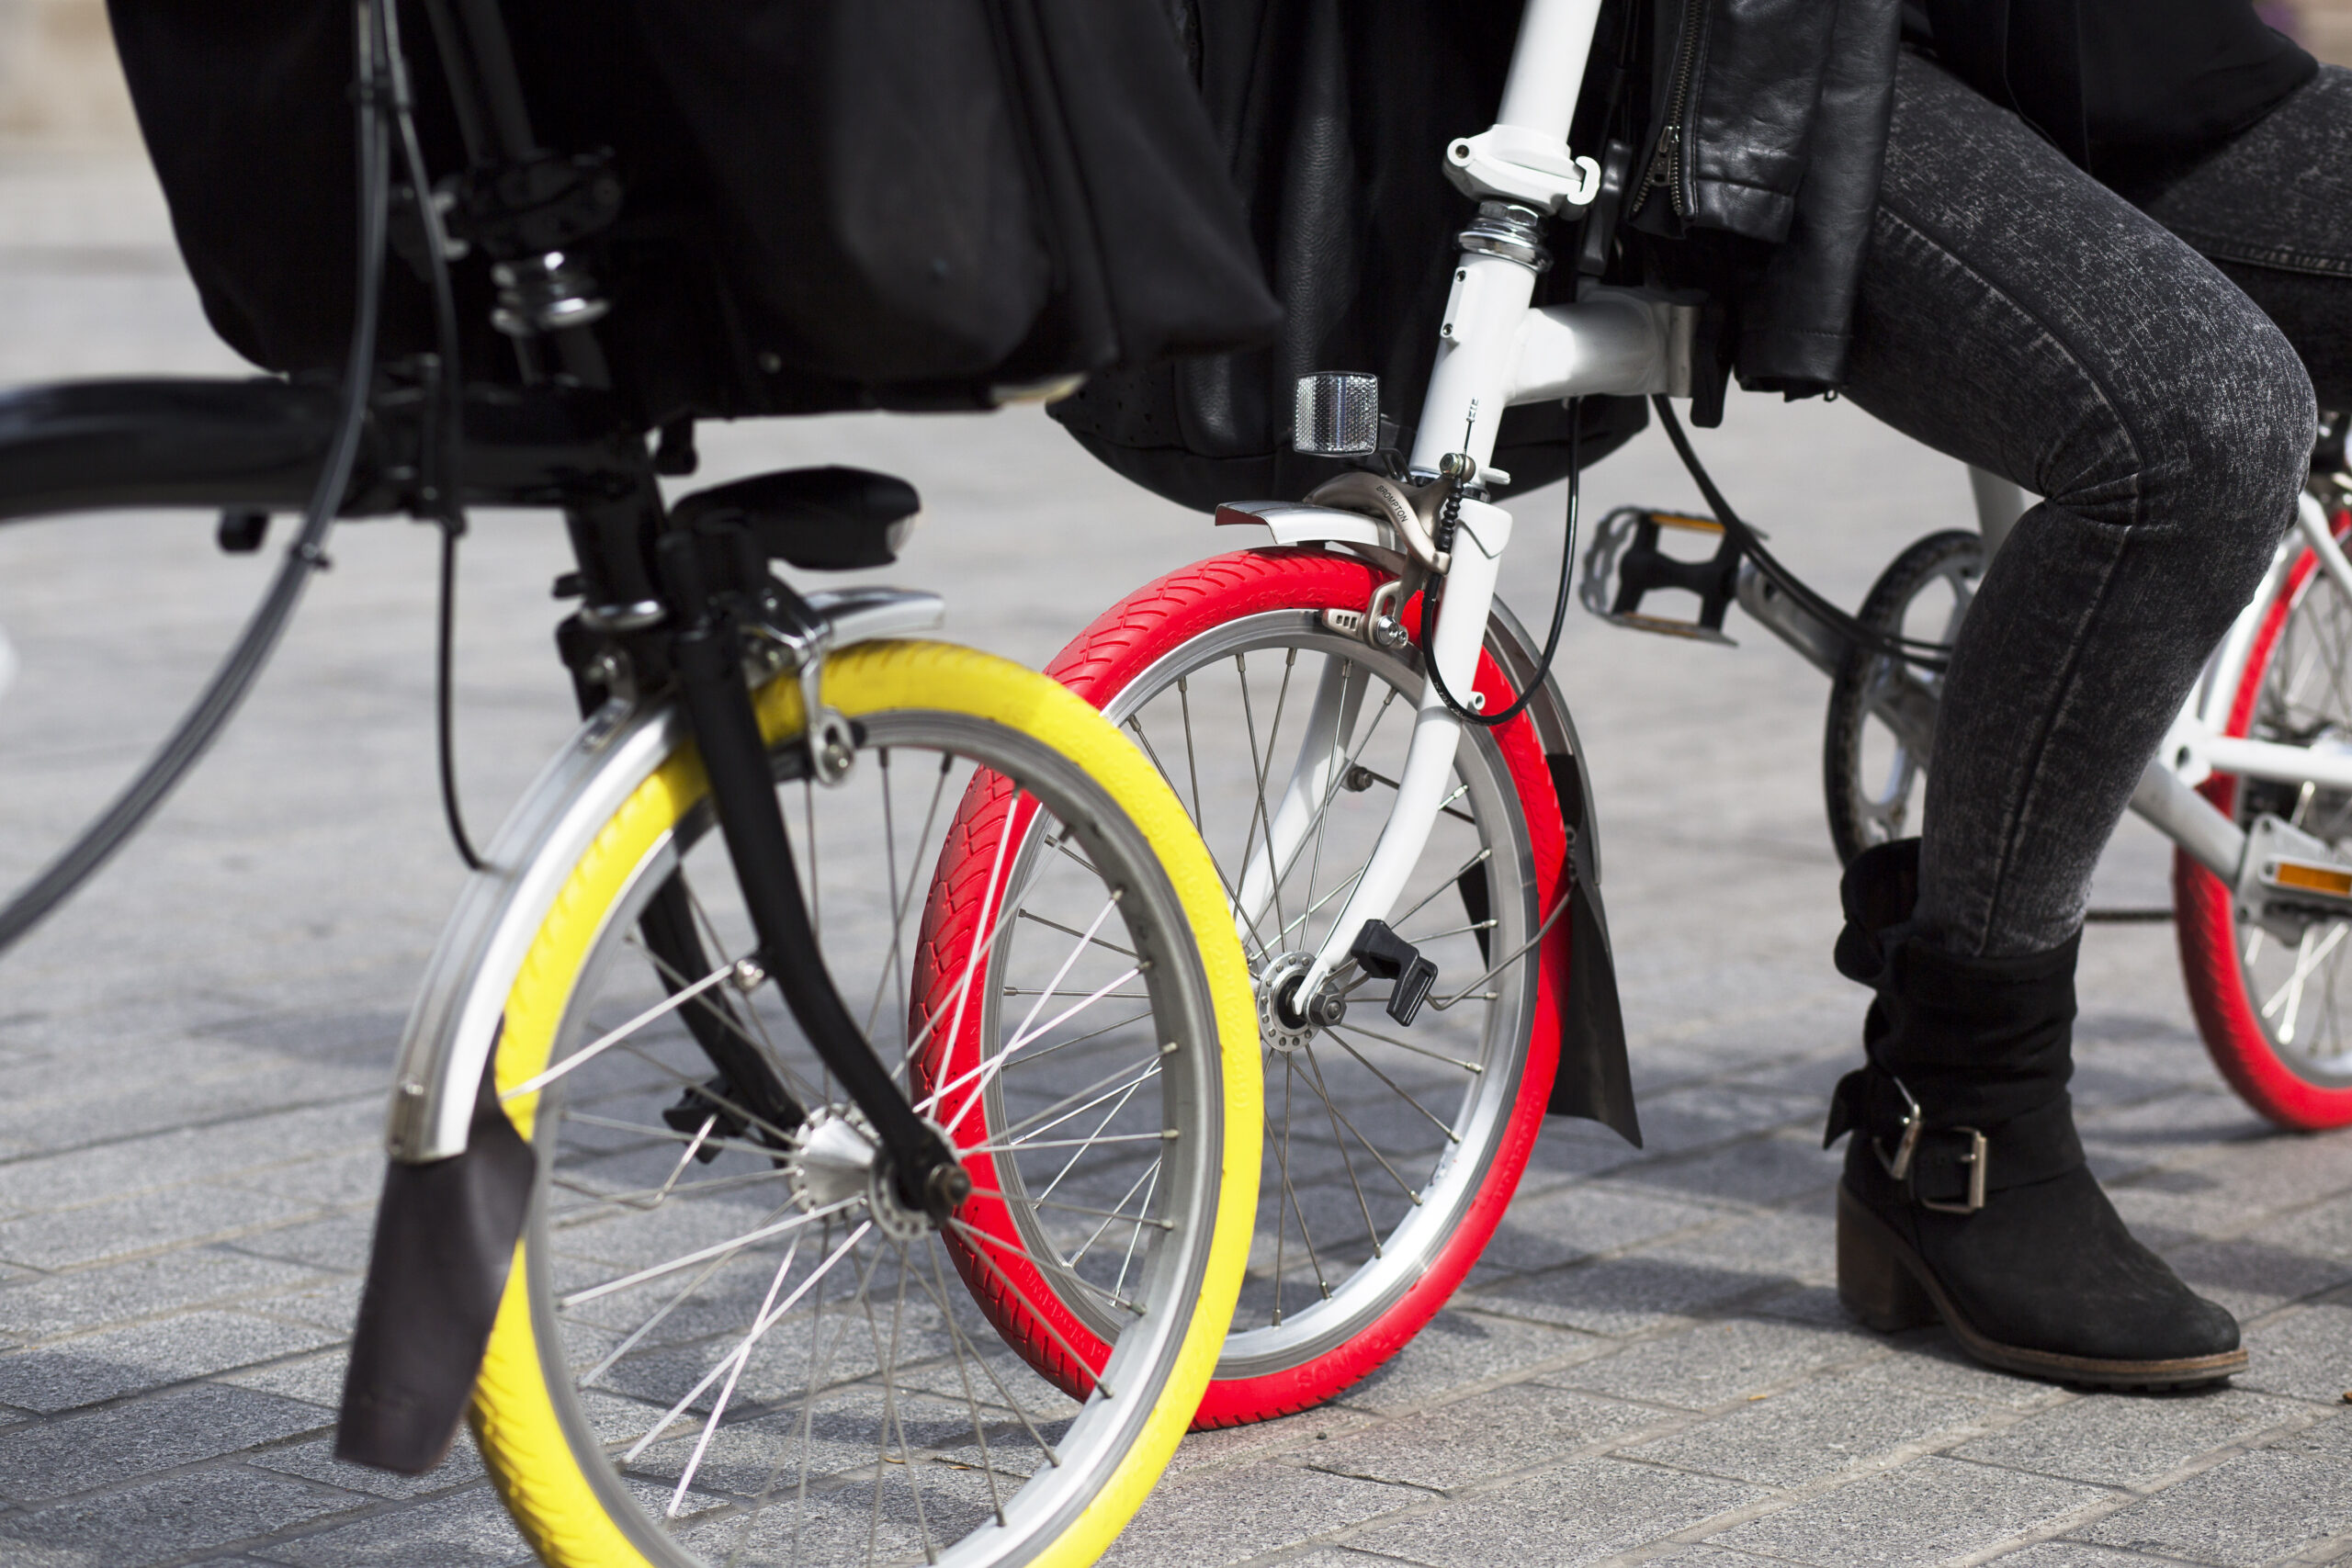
(1419, 400, 1584, 728)
(0, 0, 394, 957)
(381, 0, 484, 871)
(1649, 395, 1951, 672)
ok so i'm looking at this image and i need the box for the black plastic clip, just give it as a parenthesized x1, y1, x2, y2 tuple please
(662, 1076, 749, 1164)
(216, 509, 269, 554)
(1350, 919, 1439, 1026)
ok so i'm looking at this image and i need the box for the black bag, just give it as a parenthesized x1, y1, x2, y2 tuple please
(107, 0, 1281, 423)
(1048, 0, 1647, 512)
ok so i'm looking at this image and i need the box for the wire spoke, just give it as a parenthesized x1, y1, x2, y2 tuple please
(1317, 1028, 1462, 1142)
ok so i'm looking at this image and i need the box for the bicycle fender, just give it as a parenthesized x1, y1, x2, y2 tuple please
(335, 1057, 533, 1474)
(385, 695, 688, 1165)
(1484, 602, 1641, 1147)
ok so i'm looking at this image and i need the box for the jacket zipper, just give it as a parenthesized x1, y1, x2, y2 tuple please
(1641, 0, 1706, 219)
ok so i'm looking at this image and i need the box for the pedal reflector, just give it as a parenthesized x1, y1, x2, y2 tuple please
(2266, 859, 2352, 899)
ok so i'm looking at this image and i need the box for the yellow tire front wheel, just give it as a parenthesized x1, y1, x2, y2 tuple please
(468, 641, 1258, 1568)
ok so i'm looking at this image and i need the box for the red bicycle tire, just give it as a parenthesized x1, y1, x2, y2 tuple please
(927, 547, 1571, 1426)
(2174, 507, 2352, 1130)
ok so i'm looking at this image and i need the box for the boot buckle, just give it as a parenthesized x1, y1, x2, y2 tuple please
(1873, 1077, 1924, 1181)
(1917, 1127, 1989, 1213)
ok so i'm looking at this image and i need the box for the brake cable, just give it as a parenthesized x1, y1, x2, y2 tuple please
(1650, 394, 1953, 672)
(1419, 400, 1585, 728)
(380, 0, 484, 871)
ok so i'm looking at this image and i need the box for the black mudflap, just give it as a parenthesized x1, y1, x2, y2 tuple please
(1544, 754, 1642, 1147)
(335, 1051, 535, 1475)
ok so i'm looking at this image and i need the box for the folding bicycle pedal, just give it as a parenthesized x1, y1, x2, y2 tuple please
(1577, 504, 1743, 644)
(1351, 919, 1440, 1027)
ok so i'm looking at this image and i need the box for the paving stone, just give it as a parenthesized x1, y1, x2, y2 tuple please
(1544, 1316, 1879, 1411)
(0, 1382, 329, 1501)
(0, 1100, 379, 1219)
(225, 1213, 374, 1274)
(2234, 1297, 2352, 1405)
(2164, 1235, 2352, 1324)
(249, 1488, 528, 1567)
(1159, 1405, 1379, 1481)
(1842, 1337, 2076, 1410)
(1336, 1307, 1603, 1413)
(1951, 1387, 2307, 1488)
(1306, 1382, 1661, 1491)
(1611, 1131, 1846, 1211)
(1986, 1544, 2185, 1568)
(1470, 1183, 1726, 1277)
(0, 1182, 323, 1270)
(1707, 1456, 2109, 1567)
(1346, 1457, 1764, 1568)
(0, 1464, 366, 1564)
(251, 1432, 488, 1500)
(252, 1276, 363, 1335)
(0, 1248, 323, 1339)
(1100, 1461, 1415, 1568)
(1467, 1253, 1781, 1337)
(1586, 1085, 1826, 1162)
(220, 1147, 390, 1213)
(0, 1310, 342, 1413)
(1635, 1202, 1838, 1291)
(220, 1350, 348, 1410)
(2075, 1411, 2352, 1566)
(1624, 1366, 1991, 1485)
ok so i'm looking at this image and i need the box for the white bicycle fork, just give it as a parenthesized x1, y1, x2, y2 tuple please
(1221, 0, 1668, 1002)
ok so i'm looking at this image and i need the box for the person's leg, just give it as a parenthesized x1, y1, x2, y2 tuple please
(1815, 49, 2315, 1383)
(2126, 63, 2352, 412)
(1844, 51, 2316, 960)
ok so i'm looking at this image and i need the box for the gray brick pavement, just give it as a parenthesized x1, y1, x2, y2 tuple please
(5, 150, 2352, 1566)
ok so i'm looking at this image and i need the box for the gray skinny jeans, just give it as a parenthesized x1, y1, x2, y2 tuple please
(1841, 50, 2342, 958)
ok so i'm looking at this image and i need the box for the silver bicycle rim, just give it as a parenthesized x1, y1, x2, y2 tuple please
(518, 709, 1223, 1568)
(1069, 611, 1534, 1379)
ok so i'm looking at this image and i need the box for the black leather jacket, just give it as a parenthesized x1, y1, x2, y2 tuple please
(1633, 0, 1904, 392)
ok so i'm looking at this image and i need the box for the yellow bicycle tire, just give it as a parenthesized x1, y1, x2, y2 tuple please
(466, 639, 1260, 1568)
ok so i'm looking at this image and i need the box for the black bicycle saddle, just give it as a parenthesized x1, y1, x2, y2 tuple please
(669, 466, 921, 571)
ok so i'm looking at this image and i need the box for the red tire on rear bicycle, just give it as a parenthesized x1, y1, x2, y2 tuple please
(923, 547, 1572, 1426)
(2176, 502, 2352, 1129)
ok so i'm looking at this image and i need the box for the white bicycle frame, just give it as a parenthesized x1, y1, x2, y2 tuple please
(1224, 0, 1685, 999)
(1224, 0, 2352, 995)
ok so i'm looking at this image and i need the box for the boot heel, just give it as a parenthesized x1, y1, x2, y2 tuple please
(1838, 1187, 1938, 1332)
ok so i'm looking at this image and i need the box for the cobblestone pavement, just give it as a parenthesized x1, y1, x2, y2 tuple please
(3, 151, 2350, 1568)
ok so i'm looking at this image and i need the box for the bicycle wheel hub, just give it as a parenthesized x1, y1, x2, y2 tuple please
(1257, 950, 1342, 1053)
(785, 1106, 935, 1242)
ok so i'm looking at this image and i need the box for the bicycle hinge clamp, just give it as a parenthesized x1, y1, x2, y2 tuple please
(1445, 125, 1602, 213)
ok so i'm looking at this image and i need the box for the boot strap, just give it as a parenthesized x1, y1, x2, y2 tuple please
(1826, 1070, 2085, 1213)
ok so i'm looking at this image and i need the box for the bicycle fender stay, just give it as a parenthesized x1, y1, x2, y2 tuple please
(1486, 599, 1641, 1146)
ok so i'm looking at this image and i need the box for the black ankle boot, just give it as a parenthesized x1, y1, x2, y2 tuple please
(1825, 840, 2244, 1388)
